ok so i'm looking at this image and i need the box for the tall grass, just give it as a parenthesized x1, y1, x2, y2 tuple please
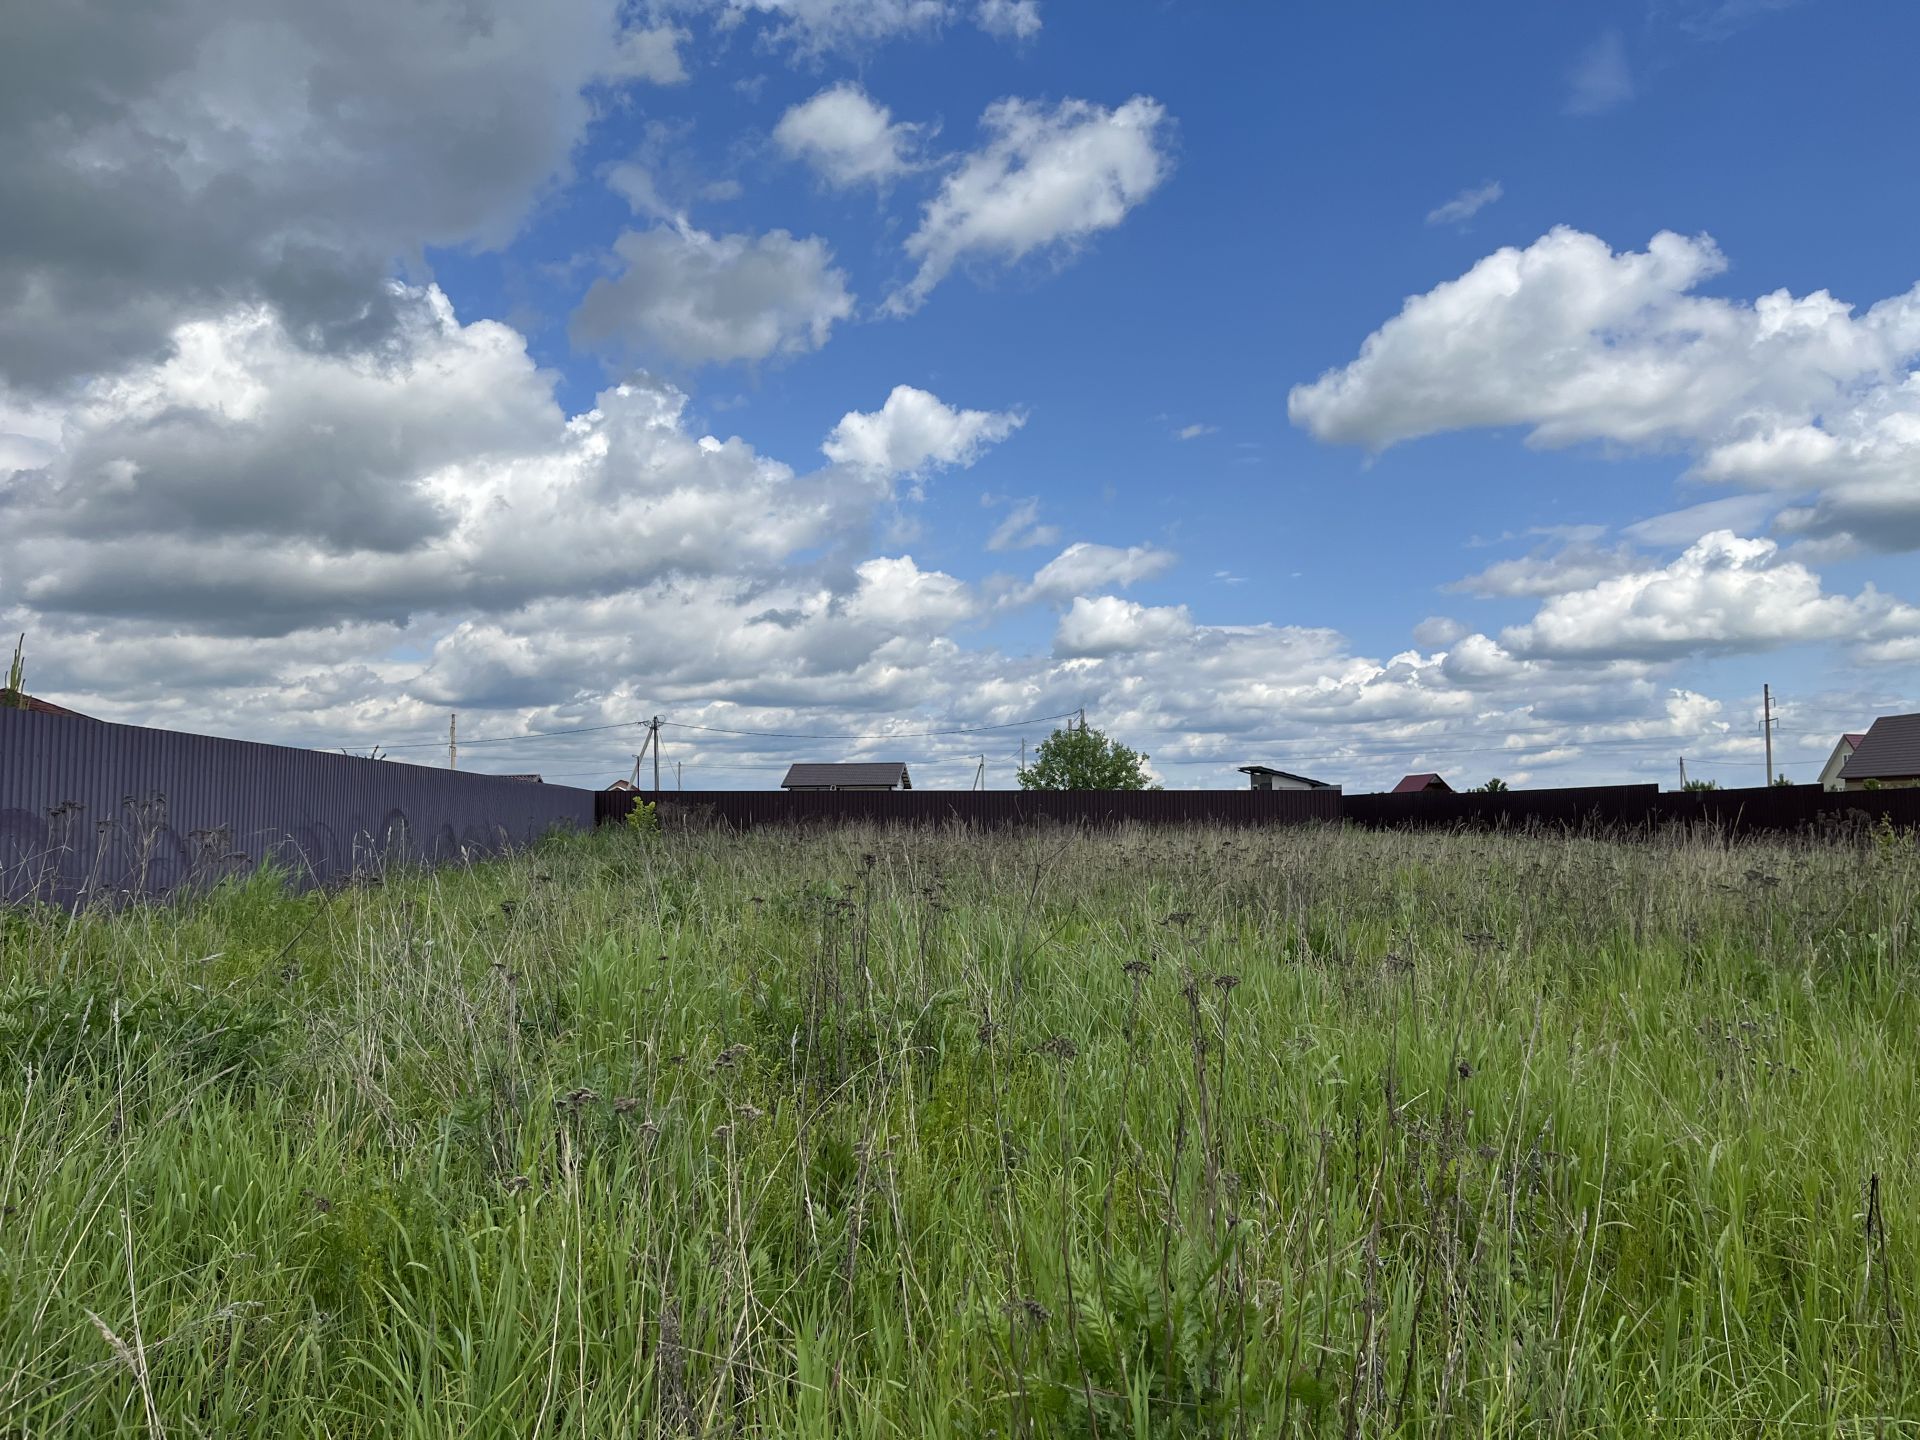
(0, 820, 1915, 1436)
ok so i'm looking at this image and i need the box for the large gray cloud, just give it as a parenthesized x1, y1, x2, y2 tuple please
(0, 287, 1036, 637)
(0, 0, 677, 392)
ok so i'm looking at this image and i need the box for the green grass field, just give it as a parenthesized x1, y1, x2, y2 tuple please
(2, 821, 1916, 1437)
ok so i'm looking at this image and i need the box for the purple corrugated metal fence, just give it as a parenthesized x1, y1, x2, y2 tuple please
(1, 708, 594, 906)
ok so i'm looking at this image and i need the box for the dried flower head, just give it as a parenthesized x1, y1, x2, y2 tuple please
(1036, 1035, 1078, 1062)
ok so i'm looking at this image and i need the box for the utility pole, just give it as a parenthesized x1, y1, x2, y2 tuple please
(651, 715, 661, 795)
(1678, 756, 1688, 790)
(1077, 706, 1086, 734)
(449, 713, 457, 770)
(676, 760, 683, 791)
(1020, 737, 1027, 776)
(1762, 684, 1775, 786)
(971, 754, 986, 791)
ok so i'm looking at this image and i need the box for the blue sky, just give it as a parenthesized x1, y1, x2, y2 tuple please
(4, 0, 1919, 788)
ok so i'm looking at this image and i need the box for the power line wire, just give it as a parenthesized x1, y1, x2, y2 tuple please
(659, 711, 1079, 741)
(377, 719, 642, 751)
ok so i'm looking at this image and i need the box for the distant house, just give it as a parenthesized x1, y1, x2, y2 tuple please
(500, 774, 544, 784)
(1392, 773, 1452, 794)
(1819, 733, 1867, 792)
(605, 778, 640, 792)
(0, 690, 94, 720)
(1837, 713, 1920, 790)
(1238, 765, 1339, 793)
(781, 762, 912, 792)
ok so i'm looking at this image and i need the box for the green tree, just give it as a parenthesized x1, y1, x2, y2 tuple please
(1771, 774, 1797, 787)
(1473, 778, 1510, 793)
(1682, 778, 1721, 792)
(1018, 724, 1157, 791)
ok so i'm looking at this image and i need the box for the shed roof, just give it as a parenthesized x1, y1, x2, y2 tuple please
(1391, 772, 1451, 794)
(1838, 713, 1920, 780)
(0, 689, 94, 720)
(781, 761, 912, 790)
(1238, 765, 1337, 789)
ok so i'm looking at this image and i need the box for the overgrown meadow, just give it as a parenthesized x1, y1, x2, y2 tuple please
(1, 820, 1916, 1436)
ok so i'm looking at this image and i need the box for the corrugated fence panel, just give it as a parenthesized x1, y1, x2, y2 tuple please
(1342, 784, 1664, 830)
(604, 782, 1920, 836)
(1342, 782, 1920, 834)
(599, 788, 1342, 829)
(1, 708, 594, 906)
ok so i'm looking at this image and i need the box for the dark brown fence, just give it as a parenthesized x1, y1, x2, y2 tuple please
(1343, 784, 1662, 830)
(1343, 782, 1920, 835)
(2, 708, 594, 907)
(604, 781, 1920, 837)
(597, 787, 1343, 830)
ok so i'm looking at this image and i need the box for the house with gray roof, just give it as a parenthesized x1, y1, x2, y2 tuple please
(780, 762, 912, 792)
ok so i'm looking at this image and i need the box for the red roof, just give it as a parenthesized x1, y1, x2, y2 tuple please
(1843, 733, 1867, 749)
(1392, 772, 1451, 794)
(1, 689, 94, 720)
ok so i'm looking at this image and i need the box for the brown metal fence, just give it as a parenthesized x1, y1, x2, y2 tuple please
(597, 787, 1343, 830)
(1, 708, 594, 907)
(1343, 782, 1920, 835)
(605, 781, 1920, 837)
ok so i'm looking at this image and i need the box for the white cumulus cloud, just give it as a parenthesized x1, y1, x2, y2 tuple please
(1500, 531, 1918, 660)
(1289, 225, 1920, 553)
(774, 83, 925, 188)
(1055, 595, 1193, 657)
(821, 385, 1023, 476)
(887, 95, 1172, 314)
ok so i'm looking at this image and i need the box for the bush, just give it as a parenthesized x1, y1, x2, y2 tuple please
(623, 798, 661, 836)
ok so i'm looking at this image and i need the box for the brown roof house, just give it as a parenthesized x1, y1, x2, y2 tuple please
(781, 762, 912, 792)
(1818, 732, 1868, 792)
(1391, 772, 1452, 794)
(1837, 713, 1920, 790)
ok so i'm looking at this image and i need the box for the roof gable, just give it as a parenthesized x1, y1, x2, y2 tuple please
(1838, 713, 1920, 780)
(1392, 773, 1450, 794)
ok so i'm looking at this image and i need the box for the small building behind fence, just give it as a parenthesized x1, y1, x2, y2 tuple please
(1237, 765, 1339, 792)
(780, 762, 912, 792)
